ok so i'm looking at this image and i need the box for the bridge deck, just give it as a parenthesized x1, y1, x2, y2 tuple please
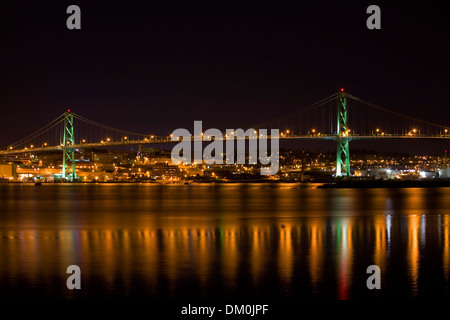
(2, 134, 450, 155)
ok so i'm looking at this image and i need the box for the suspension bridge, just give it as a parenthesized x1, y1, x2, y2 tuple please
(1, 89, 450, 180)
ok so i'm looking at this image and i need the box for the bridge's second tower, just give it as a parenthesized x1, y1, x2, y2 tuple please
(336, 91, 350, 177)
(62, 110, 77, 181)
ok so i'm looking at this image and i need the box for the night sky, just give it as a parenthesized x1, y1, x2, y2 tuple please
(1, 1, 449, 154)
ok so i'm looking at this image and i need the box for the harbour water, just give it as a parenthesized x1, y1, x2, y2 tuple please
(1, 183, 449, 301)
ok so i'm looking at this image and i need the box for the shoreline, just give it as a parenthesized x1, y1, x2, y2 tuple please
(3, 179, 450, 188)
(318, 179, 450, 188)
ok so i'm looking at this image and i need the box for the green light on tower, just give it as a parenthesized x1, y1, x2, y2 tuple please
(336, 90, 350, 178)
(62, 110, 77, 181)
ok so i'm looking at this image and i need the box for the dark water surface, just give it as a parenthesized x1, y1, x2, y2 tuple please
(1, 183, 450, 301)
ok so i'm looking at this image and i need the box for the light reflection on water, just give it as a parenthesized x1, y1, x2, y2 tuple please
(0, 183, 450, 299)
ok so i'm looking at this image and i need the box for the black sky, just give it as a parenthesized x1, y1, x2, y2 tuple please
(1, 0, 449, 154)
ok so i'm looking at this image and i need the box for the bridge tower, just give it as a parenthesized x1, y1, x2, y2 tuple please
(336, 90, 351, 178)
(62, 110, 77, 181)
